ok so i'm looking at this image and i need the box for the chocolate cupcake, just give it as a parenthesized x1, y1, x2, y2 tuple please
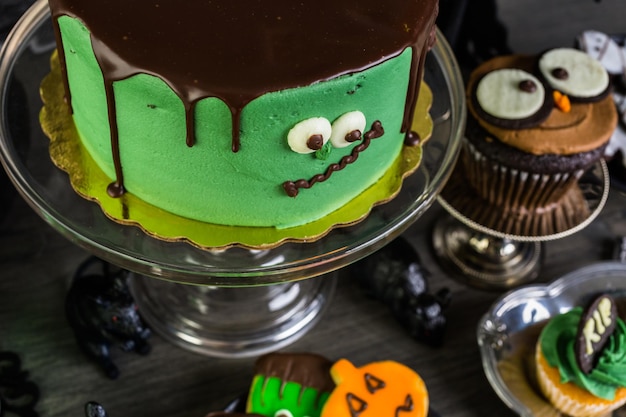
(452, 48, 617, 236)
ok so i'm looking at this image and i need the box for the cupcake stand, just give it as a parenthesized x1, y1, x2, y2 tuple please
(432, 160, 610, 290)
(0, 0, 465, 357)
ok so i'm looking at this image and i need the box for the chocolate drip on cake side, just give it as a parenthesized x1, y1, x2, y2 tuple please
(403, 22, 438, 136)
(103, 80, 124, 197)
(50, 19, 71, 111)
(48, 0, 438, 197)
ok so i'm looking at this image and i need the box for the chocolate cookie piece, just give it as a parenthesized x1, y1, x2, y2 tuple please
(470, 70, 555, 130)
(575, 295, 618, 374)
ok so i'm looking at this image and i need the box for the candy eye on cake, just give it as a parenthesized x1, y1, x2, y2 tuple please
(287, 117, 332, 154)
(538, 47, 610, 102)
(330, 111, 366, 148)
(283, 121, 384, 197)
(472, 68, 553, 129)
(288, 112, 367, 154)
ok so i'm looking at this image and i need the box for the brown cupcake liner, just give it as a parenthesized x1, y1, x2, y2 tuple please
(461, 141, 584, 211)
(440, 159, 592, 237)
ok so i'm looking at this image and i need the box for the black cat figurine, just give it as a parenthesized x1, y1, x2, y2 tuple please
(66, 257, 151, 379)
(352, 236, 451, 347)
(0, 351, 39, 417)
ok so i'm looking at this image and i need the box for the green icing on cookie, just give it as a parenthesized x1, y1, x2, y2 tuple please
(247, 375, 330, 417)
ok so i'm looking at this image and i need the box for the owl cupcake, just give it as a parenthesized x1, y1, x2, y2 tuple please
(535, 294, 626, 416)
(451, 48, 617, 236)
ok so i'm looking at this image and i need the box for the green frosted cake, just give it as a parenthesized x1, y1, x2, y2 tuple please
(43, 0, 439, 232)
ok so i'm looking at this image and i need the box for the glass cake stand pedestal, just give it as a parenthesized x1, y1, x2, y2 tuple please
(432, 160, 610, 291)
(0, 0, 465, 357)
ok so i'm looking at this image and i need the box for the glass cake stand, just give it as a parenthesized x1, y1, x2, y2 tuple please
(433, 160, 610, 291)
(0, 0, 465, 357)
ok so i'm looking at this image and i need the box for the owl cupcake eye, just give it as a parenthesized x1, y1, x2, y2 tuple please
(330, 111, 366, 148)
(475, 68, 546, 120)
(538, 48, 609, 101)
(287, 117, 332, 154)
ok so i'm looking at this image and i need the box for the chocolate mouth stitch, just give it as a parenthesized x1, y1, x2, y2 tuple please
(283, 121, 384, 197)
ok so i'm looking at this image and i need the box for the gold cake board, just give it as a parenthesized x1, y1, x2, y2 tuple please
(40, 51, 434, 250)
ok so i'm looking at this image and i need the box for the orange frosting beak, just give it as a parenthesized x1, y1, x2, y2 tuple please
(553, 90, 571, 113)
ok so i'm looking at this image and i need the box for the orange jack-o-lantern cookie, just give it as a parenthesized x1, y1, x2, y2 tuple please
(321, 359, 428, 417)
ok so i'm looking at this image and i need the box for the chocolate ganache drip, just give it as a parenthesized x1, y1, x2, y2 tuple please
(48, 0, 438, 196)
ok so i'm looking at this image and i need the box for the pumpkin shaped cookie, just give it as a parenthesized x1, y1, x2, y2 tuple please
(322, 359, 429, 417)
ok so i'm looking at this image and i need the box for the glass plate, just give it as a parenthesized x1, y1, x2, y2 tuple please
(477, 261, 626, 417)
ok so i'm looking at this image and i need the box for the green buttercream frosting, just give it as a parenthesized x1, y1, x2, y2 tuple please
(315, 141, 333, 161)
(56, 15, 413, 228)
(540, 307, 626, 400)
(247, 375, 330, 417)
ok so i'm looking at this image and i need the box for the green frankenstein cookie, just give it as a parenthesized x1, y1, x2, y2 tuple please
(246, 353, 335, 417)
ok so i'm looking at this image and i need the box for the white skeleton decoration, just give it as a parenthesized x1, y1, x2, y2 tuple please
(577, 30, 626, 164)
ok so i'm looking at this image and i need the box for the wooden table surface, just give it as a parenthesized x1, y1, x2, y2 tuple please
(3, 182, 626, 417)
(2, 1, 626, 416)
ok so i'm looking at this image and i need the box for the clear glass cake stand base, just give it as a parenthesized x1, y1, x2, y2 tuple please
(433, 160, 610, 291)
(130, 272, 338, 358)
(0, 0, 465, 357)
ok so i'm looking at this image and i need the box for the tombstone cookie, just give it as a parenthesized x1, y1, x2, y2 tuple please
(535, 294, 626, 416)
(575, 295, 618, 374)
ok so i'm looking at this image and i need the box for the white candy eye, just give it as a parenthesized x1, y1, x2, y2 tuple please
(274, 410, 294, 417)
(287, 117, 332, 154)
(330, 111, 366, 148)
(476, 68, 546, 120)
(538, 48, 609, 99)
